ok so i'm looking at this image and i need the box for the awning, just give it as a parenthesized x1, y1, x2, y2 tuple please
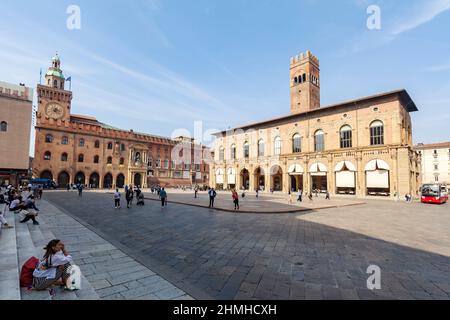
(336, 171, 356, 188)
(309, 162, 328, 173)
(365, 159, 390, 171)
(216, 168, 224, 184)
(288, 164, 304, 174)
(366, 170, 389, 188)
(335, 161, 356, 172)
(227, 168, 236, 184)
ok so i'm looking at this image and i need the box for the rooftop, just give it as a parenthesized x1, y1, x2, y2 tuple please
(414, 142, 450, 150)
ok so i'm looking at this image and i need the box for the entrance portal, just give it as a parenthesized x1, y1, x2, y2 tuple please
(240, 169, 250, 190)
(134, 173, 142, 187)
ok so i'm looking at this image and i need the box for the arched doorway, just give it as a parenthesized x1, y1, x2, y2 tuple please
(40, 170, 53, 180)
(75, 172, 86, 185)
(254, 167, 265, 191)
(103, 173, 113, 189)
(116, 174, 125, 188)
(57, 172, 70, 188)
(89, 173, 100, 189)
(240, 169, 250, 190)
(288, 164, 304, 192)
(309, 162, 328, 193)
(365, 159, 390, 196)
(270, 165, 283, 192)
(134, 173, 142, 187)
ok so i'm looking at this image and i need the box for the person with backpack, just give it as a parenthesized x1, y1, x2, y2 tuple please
(31, 239, 73, 291)
(208, 188, 217, 208)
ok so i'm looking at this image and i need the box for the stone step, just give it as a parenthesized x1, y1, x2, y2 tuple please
(14, 205, 99, 300)
(0, 204, 21, 300)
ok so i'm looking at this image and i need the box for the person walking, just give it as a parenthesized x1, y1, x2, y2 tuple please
(297, 189, 303, 202)
(325, 191, 330, 200)
(160, 188, 168, 207)
(232, 189, 240, 210)
(288, 191, 293, 204)
(208, 188, 217, 208)
(114, 189, 121, 209)
(255, 188, 259, 198)
(126, 187, 134, 208)
(194, 185, 199, 199)
(77, 184, 83, 197)
(38, 186, 43, 199)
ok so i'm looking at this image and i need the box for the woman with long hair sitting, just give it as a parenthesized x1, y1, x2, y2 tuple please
(32, 239, 73, 290)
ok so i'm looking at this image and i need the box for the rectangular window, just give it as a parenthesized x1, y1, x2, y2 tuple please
(164, 160, 169, 169)
(195, 164, 200, 171)
(315, 135, 325, 152)
(171, 160, 175, 169)
(156, 160, 161, 169)
(244, 145, 250, 158)
(434, 164, 439, 171)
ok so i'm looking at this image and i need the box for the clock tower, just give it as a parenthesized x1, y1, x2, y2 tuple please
(37, 54, 72, 123)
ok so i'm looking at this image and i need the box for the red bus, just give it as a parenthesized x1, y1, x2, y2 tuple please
(421, 184, 448, 204)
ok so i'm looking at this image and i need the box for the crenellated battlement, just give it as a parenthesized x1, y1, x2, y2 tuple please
(0, 82, 33, 102)
(290, 50, 319, 67)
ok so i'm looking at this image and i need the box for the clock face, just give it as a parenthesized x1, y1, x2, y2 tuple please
(45, 103, 65, 119)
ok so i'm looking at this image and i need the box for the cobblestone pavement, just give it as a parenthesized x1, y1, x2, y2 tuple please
(44, 191, 450, 300)
(17, 199, 191, 300)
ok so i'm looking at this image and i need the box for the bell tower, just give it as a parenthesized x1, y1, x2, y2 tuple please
(37, 54, 72, 123)
(290, 51, 320, 114)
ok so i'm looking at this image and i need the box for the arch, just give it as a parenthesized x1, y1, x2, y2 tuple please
(288, 164, 304, 174)
(120, 157, 125, 165)
(288, 164, 304, 192)
(107, 156, 113, 164)
(44, 151, 52, 161)
(61, 136, 69, 145)
(364, 159, 390, 171)
(107, 142, 113, 150)
(309, 162, 328, 193)
(103, 173, 113, 189)
(335, 161, 356, 195)
(88, 172, 100, 188)
(240, 168, 250, 190)
(134, 173, 142, 187)
(94, 155, 100, 164)
(94, 140, 100, 148)
(57, 171, 70, 188)
(61, 152, 68, 162)
(309, 162, 328, 173)
(116, 174, 125, 188)
(227, 168, 237, 187)
(270, 165, 283, 191)
(40, 170, 53, 180)
(0, 121, 7, 132)
(78, 154, 84, 163)
(254, 167, 265, 191)
(215, 168, 225, 186)
(292, 133, 301, 153)
(45, 134, 53, 143)
(75, 172, 86, 185)
(79, 138, 85, 147)
(274, 136, 282, 155)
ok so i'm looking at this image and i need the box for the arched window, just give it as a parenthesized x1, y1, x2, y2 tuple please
(78, 154, 84, 163)
(0, 121, 7, 132)
(258, 139, 265, 157)
(243, 142, 250, 159)
(219, 146, 224, 161)
(44, 151, 52, 161)
(61, 136, 69, 145)
(107, 142, 113, 150)
(294, 77, 298, 84)
(292, 133, 301, 153)
(94, 155, 99, 164)
(45, 134, 53, 143)
(53, 80, 58, 88)
(370, 120, 384, 146)
(107, 156, 113, 164)
(274, 137, 281, 155)
(120, 157, 125, 165)
(314, 130, 325, 152)
(79, 138, 85, 147)
(94, 140, 100, 148)
(230, 144, 236, 160)
(340, 125, 352, 148)
(302, 74, 306, 82)
(61, 153, 68, 162)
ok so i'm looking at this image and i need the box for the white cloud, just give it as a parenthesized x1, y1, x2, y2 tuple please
(391, 0, 450, 36)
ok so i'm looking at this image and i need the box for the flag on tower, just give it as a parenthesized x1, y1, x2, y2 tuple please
(66, 76, 72, 90)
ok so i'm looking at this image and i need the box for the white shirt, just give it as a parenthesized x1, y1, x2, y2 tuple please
(9, 199, 20, 209)
(33, 251, 73, 279)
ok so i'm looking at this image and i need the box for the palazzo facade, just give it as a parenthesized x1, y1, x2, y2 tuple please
(211, 51, 421, 198)
(33, 55, 210, 189)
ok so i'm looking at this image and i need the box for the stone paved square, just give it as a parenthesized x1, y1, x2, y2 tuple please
(40, 190, 450, 300)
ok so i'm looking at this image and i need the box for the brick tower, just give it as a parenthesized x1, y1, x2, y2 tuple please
(290, 51, 320, 114)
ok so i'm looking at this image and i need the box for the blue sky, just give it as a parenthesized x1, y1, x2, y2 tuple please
(1, 0, 449, 153)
